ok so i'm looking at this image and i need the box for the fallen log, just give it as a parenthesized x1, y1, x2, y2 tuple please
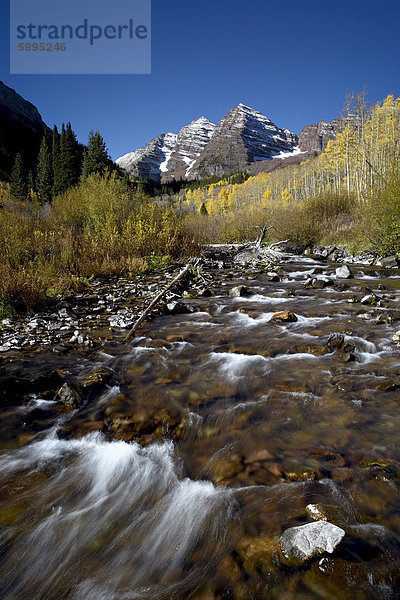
(122, 258, 200, 342)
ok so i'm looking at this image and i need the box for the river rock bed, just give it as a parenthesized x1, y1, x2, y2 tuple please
(1, 245, 400, 600)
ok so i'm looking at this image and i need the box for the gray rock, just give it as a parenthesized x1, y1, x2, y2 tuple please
(306, 277, 334, 289)
(392, 330, 400, 344)
(166, 301, 194, 315)
(198, 288, 213, 297)
(361, 294, 380, 305)
(56, 383, 83, 409)
(109, 312, 135, 328)
(335, 265, 352, 279)
(229, 285, 249, 298)
(376, 255, 398, 268)
(326, 333, 345, 352)
(280, 521, 345, 566)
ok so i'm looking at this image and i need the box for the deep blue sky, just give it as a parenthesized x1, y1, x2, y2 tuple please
(1, 0, 400, 159)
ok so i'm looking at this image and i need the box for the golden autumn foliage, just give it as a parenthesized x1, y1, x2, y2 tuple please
(181, 94, 400, 248)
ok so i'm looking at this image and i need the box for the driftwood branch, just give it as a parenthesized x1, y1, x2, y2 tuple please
(122, 258, 199, 342)
(268, 239, 289, 250)
(253, 223, 277, 249)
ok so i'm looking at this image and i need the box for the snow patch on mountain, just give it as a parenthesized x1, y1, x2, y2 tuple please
(159, 133, 178, 173)
(271, 146, 305, 160)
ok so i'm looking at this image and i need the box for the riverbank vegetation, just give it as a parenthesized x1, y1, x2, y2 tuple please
(0, 93, 399, 311)
(180, 94, 400, 252)
(0, 173, 199, 310)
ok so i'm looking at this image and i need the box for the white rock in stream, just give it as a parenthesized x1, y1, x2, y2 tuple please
(335, 265, 352, 279)
(392, 330, 400, 343)
(280, 521, 345, 565)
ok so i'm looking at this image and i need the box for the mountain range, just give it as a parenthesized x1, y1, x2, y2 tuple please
(116, 104, 357, 182)
(0, 81, 357, 184)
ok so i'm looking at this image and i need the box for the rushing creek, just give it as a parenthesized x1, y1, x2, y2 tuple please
(1, 254, 400, 599)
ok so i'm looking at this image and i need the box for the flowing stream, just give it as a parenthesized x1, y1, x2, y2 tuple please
(1, 255, 400, 599)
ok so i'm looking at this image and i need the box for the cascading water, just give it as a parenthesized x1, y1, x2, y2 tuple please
(1, 255, 400, 599)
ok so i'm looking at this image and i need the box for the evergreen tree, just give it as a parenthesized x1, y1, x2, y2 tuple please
(52, 125, 63, 197)
(10, 153, 27, 200)
(28, 170, 36, 194)
(81, 130, 111, 180)
(137, 177, 146, 195)
(36, 136, 53, 203)
(200, 201, 208, 215)
(60, 123, 81, 191)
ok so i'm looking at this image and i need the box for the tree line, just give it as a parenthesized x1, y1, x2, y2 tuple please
(9, 124, 118, 202)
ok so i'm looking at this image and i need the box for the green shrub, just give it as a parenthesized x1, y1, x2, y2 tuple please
(362, 175, 400, 255)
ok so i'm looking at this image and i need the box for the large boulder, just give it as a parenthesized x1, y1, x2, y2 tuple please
(335, 265, 352, 279)
(280, 521, 345, 566)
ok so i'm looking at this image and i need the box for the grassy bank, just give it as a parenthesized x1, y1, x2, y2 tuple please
(0, 173, 200, 311)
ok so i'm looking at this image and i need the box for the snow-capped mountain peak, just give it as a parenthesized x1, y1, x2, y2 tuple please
(116, 104, 298, 181)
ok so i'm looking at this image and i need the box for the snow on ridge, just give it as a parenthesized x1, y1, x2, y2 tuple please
(271, 146, 305, 160)
(115, 149, 142, 168)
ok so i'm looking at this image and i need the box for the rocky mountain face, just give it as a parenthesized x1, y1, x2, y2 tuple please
(164, 117, 216, 181)
(189, 104, 298, 180)
(116, 132, 178, 181)
(249, 114, 362, 176)
(116, 104, 299, 182)
(0, 81, 49, 180)
(116, 117, 215, 182)
(298, 114, 361, 154)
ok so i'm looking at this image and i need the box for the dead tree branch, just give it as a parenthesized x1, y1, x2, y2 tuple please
(122, 258, 200, 343)
(253, 223, 278, 249)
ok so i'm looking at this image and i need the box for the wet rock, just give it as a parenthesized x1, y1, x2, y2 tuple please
(337, 342, 356, 362)
(305, 277, 334, 289)
(244, 449, 273, 465)
(81, 367, 114, 392)
(291, 343, 327, 356)
(306, 504, 330, 521)
(69, 330, 94, 346)
(376, 255, 398, 268)
(373, 377, 400, 391)
(235, 536, 279, 574)
(267, 272, 280, 282)
(208, 456, 244, 484)
(269, 311, 298, 324)
(56, 382, 84, 409)
(280, 521, 345, 566)
(109, 312, 135, 328)
(198, 288, 213, 297)
(360, 294, 380, 305)
(335, 265, 352, 279)
(165, 301, 195, 315)
(229, 285, 250, 298)
(326, 333, 345, 353)
(306, 503, 349, 527)
(391, 330, 400, 344)
(330, 467, 354, 483)
(284, 467, 321, 482)
(304, 556, 373, 599)
(311, 449, 346, 468)
(0, 370, 65, 403)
